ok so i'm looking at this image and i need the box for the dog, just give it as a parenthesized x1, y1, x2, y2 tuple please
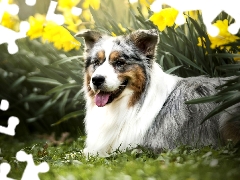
(76, 29, 240, 157)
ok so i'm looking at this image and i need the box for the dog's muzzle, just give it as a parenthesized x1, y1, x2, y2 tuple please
(91, 75, 128, 107)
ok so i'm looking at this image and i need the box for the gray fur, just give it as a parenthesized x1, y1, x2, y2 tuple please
(142, 76, 231, 153)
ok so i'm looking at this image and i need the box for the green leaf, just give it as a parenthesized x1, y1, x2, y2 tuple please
(29, 60, 68, 84)
(10, 76, 26, 90)
(216, 77, 238, 88)
(185, 95, 222, 104)
(51, 55, 83, 66)
(160, 42, 207, 74)
(27, 77, 62, 85)
(51, 110, 85, 126)
(165, 65, 182, 74)
(59, 64, 82, 84)
(201, 92, 240, 123)
(62, 26, 84, 43)
(217, 64, 240, 70)
(22, 94, 49, 102)
(218, 82, 240, 94)
(59, 90, 70, 116)
(46, 83, 81, 95)
(35, 93, 63, 116)
(209, 53, 240, 58)
(186, 91, 236, 104)
(188, 17, 211, 52)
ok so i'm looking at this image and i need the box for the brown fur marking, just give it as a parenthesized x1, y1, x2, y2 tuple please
(118, 65, 146, 107)
(109, 51, 120, 63)
(97, 50, 105, 63)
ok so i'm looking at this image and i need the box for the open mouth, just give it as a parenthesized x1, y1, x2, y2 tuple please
(94, 79, 128, 107)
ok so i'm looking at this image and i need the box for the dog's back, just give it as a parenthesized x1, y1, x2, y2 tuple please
(142, 76, 240, 153)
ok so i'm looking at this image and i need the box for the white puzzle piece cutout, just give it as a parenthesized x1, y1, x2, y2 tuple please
(0, 0, 30, 54)
(0, 99, 9, 111)
(16, 151, 49, 180)
(0, 116, 19, 136)
(0, 0, 19, 22)
(25, 0, 37, 6)
(71, 6, 82, 16)
(0, 21, 30, 54)
(150, 0, 240, 36)
(0, 163, 15, 180)
(46, 1, 64, 25)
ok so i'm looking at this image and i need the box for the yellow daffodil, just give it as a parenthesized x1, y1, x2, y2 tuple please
(62, 10, 82, 33)
(111, 32, 117, 37)
(208, 19, 240, 49)
(57, 0, 83, 32)
(185, 10, 200, 20)
(150, 8, 179, 31)
(58, 0, 81, 10)
(27, 14, 46, 40)
(89, 0, 100, 10)
(27, 13, 80, 52)
(139, 0, 155, 7)
(81, 10, 92, 21)
(118, 23, 126, 33)
(0, 12, 19, 30)
(197, 37, 206, 48)
(198, 20, 240, 50)
(138, 0, 155, 17)
(43, 22, 80, 51)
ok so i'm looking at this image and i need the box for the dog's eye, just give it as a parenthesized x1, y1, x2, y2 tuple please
(93, 59, 100, 66)
(115, 60, 125, 68)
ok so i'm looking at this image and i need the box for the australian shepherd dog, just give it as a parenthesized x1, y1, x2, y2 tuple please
(76, 29, 240, 157)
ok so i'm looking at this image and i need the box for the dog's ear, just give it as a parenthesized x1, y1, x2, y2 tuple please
(129, 29, 159, 58)
(75, 30, 102, 50)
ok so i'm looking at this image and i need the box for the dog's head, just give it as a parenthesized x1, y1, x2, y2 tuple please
(76, 29, 159, 107)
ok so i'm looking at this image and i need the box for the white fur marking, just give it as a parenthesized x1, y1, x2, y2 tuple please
(90, 38, 122, 92)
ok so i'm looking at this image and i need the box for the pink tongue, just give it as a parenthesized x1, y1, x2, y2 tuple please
(94, 92, 111, 107)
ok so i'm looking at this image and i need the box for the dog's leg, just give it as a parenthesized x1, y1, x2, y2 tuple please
(220, 104, 240, 146)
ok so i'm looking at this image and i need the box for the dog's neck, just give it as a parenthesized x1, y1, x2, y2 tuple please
(84, 62, 181, 156)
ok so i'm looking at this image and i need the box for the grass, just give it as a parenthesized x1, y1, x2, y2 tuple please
(1, 136, 240, 180)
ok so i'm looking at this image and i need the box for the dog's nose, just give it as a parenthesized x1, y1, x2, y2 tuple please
(92, 75, 105, 87)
